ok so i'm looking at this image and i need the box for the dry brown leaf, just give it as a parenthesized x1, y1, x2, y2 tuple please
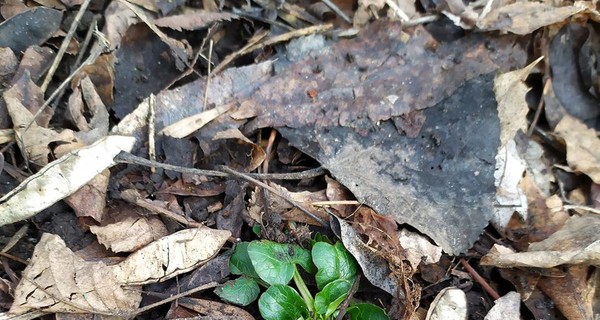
(154, 10, 238, 31)
(555, 115, 600, 183)
(324, 176, 355, 218)
(161, 103, 234, 138)
(252, 183, 328, 225)
(9, 233, 142, 316)
(494, 57, 542, 147)
(64, 169, 110, 222)
(537, 265, 596, 320)
(4, 94, 82, 166)
(78, 54, 115, 106)
(178, 297, 255, 319)
(477, 2, 583, 35)
(5, 71, 53, 127)
(110, 227, 231, 285)
(481, 215, 600, 268)
(90, 214, 168, 253)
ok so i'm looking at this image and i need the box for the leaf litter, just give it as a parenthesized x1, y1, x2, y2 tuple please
(0, 0, 599, 319)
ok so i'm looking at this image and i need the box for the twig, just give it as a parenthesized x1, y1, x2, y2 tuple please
(24, 31, 109, 136)
(527, 78, 550, 137)
(40, 0, 92, 92)
(220, 166, 328, 227)
(563, 204, 600, 215)
(403, 15, 440, 28)
(49, 15, 100, 111)
(126, 282, 218, 317)
(312, 200, 361, 206)
(385, 0, 410, 22)
(114, 151, 327, 180)
(148, 94, 156, 173)
(121, 189, 203, 227)
(459, 258, 500, 300)
(336, 273, 361, 320)
(320, 0, 352, 24)
(213, 24, 332, 74)
(1, 224, 27, 253)
(202, 39, 213, 112)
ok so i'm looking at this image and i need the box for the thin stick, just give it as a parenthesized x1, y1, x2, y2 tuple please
(40, 0, 92, 92)
(459, 258, 500, 300)
(114, 151, 327, 180)
(403, 15, 439, 27)
(563, 204, 600, 215)
(148, 94, 156, 173)
(312, 200, 361, 206)
(202, 40, 213, 111)
(24, 32, 108, 135)
(527, 78, 550, 136)
(126, 282, 218, 317)
(320, 0, 352, 24)
(213, 24, 332, 74)
(220, 166, 328, 227)
(385, 0, 410, 22)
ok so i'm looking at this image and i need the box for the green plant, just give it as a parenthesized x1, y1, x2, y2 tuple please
(215, 240, 389, 320)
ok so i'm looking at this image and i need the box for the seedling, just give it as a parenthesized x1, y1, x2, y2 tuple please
(215, 240, 389, 320)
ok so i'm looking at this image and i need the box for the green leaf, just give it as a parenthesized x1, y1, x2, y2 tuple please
(229, 242, 260, 278)
(252, 223, 261, 236)
(258, 285, 309, 320)
(248, 240, 313, 285)
(214, 277, 260, 306)
(347, 303, 389, 320)
(312, 241, 358, 289)
(314, 279, 352, 315)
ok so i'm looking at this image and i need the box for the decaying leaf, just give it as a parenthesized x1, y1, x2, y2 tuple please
(63, 169, 110, 222)
(0, 135, 136, 226)
(4, 94, 82, 167)
(161, 103, 234, 139)
(90, 214, 168, 253)
(333, 216, 399, 296)
(154, 10, 238, 31)
(483, 292, 521, 320)
(481, 215, 600, 268)
(494, 57, 542, 147)
(493, 139, 527, 232)
(555, 115, 600, 183)
(178, 297, 255, 319)
(0, 7, 63, 52)
(9, 233, 142, 316)
(111, 227, 231, 285)
(477, 2, 583, 35)
(425, 287, 467, 320)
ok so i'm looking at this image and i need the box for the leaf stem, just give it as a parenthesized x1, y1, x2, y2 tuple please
(293, 266, 315, 314)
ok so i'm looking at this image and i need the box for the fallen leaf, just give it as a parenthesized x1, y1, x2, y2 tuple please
(64, 169, 110, 222)
(494, 57, 542, 147)
(555, 115, 600, 183)
(425, 287, 467, 320)
(178, 297, 255, 319)
(0, 7, 62, 52)
(154, 10, 238, 31)
(333, 216, 399, 296)
(9, 233, 141, 315)
(0, 135, 136, 226)
(111, 227, 231, 285)
(477, 2, 583, 35)
(537, 265, 596, 320)
(483, 291, 521, 320)
(160, 103, 234, 139)
(90, 211, 168, 253)
(481, 215, 600, 268)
